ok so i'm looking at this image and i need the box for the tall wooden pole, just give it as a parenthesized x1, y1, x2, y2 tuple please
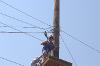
(53, 0, 60, 58)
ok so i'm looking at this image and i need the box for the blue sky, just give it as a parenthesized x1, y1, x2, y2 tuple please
(0, 0, 100, 66)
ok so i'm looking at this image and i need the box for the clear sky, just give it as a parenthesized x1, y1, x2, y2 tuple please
(0, 0, 100, 66)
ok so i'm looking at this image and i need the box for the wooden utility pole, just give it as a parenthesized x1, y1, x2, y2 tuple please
(31, 1, 72, 66)
(53, 0, 60, 58)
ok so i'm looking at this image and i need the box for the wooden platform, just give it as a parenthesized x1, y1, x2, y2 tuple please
(41, 56, 72, 66)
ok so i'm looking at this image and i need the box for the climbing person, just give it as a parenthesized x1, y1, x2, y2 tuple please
(41, 35, 55, 57)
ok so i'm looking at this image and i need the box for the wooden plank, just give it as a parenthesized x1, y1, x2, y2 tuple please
(41, 56, 72, 66)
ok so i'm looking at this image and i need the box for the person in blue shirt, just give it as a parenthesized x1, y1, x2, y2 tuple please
(41, 35, 55, 57)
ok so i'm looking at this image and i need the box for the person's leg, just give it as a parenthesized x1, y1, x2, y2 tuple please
(50, 50, 54, 56)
